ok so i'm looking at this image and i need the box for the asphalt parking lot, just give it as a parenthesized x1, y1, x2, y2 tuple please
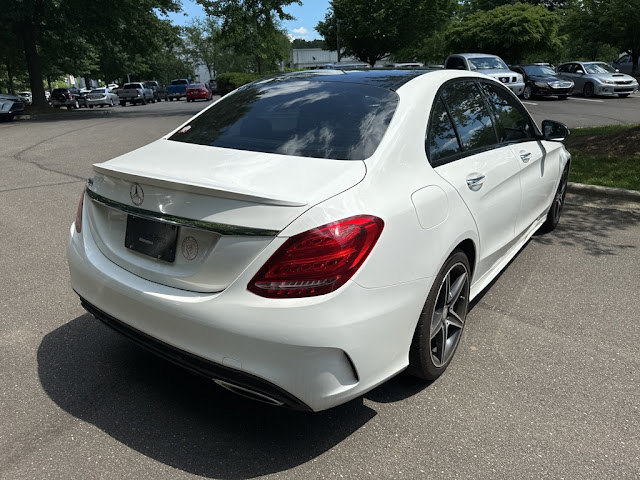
(523, 92, 640, 128)
(1, 99, 639, 479)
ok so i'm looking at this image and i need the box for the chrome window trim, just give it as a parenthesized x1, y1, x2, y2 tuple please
(85, 187, 279, 237)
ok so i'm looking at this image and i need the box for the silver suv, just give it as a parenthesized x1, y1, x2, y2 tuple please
(444, 53, 525, 96)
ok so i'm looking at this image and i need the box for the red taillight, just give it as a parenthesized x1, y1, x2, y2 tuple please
(67, 93, 72, 99)
(136, 89, 141, 94)
(248, 215, 384, 298)
(75, 190, 84, 233)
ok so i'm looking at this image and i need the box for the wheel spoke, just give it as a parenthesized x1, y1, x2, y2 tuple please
(448, 310, 465, 330)
(431, 322, 445, 365)
(431, 308, 443, 338)
(448, 271, 468, 305)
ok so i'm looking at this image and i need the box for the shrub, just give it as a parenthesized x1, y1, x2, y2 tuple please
(217, 73, 265, 95)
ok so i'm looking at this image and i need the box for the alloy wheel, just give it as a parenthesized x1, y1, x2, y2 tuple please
(552, 168, 568, 221)
(429, 262, 469, 368)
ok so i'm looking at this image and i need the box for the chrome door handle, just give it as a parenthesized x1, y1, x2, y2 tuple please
(466, 174, 485, 191)
(520, 152, 532, 162)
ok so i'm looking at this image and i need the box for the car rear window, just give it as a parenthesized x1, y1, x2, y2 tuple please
(169, 79, 398, 160)
(123, 83, 142, 89)
(171, 79, 189, 85)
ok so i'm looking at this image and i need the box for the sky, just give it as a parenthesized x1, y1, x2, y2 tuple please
(164, 0, 331, 41)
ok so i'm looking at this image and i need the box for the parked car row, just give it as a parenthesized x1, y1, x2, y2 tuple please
(443, 53, 639, 100)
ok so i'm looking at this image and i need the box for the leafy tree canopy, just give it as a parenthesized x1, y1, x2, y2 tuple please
(291, 39, 326, 49)
(317, 0, 456, 67)
(564, 0, 640, 73)
(0, 0, 183, 107)
(447, 2, 563, 64)
(196, 0, 300, 73)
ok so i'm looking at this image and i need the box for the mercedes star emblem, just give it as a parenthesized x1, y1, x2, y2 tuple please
(130, 183, 144, 206)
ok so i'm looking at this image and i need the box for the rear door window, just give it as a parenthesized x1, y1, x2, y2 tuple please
(426, 98, 461, 165)
(441, 81, 498, 152)
(480, 82, 534, 143)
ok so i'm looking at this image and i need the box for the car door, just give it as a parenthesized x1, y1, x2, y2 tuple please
(479, 81, 554, 235)
(565, 63, 586, 91)
(426, 80, 523, 280)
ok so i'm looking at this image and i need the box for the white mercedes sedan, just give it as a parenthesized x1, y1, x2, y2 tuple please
(67, 69, 570, 411)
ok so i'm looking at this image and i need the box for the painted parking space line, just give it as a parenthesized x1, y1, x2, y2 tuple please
(569, 98, 605, 103)
(521, 101, 538, 105)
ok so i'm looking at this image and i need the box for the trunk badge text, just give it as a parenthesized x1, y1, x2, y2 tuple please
(130, 183, 144, 206)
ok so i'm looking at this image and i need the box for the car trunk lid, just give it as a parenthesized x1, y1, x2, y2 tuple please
(85, 139, 366, 292)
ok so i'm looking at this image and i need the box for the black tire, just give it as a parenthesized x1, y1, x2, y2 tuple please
(619, 93, 630, 98)
(583, 82, 594, 98)
(558, 95, 569, 100)
(540, 165, 569, 233)
(89, 105, 94, 108)
(120, 100, 126, 106)
(407, 250, 471, 380)
(141, 98, 147, 105)
(523, 85, 533, 100)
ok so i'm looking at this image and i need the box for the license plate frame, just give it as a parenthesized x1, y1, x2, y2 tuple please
(125, 215, 178, 262)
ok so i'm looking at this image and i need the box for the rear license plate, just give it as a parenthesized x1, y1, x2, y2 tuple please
(125, 215, 178, 262)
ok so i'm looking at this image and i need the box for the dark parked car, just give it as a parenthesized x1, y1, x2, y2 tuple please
(0, 93, 25, 121)
(144, 81, 168, 102)
(51, 88, 81, 109)
(510, 64, 574, 100)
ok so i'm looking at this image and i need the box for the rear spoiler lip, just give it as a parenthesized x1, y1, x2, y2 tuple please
(85, 187, 280, 237)
(92, 164, 308, 208)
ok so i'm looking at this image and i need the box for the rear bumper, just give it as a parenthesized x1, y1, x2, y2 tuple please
(67, 220, 428, 411)
(80, 297, 312, 410)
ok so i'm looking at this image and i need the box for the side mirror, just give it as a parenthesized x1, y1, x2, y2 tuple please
(542, 120, 569, 141)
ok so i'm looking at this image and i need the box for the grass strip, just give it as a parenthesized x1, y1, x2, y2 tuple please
(562, 124, 640, 191)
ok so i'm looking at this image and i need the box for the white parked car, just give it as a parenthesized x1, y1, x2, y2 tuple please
(67, 69, 570, 411)
(445, 53, 526, 96)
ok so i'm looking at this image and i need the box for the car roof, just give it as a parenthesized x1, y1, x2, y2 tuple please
(450, 53, 501, 59)
(260, 69, 435, 91)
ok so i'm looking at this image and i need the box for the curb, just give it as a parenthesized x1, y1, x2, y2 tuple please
(568, 182, 640, 202)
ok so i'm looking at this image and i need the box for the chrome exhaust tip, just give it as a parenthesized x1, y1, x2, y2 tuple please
(213, 379, 285, 407)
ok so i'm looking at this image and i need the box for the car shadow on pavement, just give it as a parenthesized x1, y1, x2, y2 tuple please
(37, 314, 376, 479)
(532, 196, 640, 256)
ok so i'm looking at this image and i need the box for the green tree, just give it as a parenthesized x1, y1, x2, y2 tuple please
(316, 0, 456, 67)
(564, 0, 640, 74)
(290, 39, 326, 49)
(463, 0, 567, 12)
(0, 0, 182, 108)
(197, 0, 301, 73)
(446, 2, 563, 64)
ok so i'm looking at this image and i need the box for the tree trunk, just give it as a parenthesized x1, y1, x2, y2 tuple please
(19, 22, 49, 109)
(6, 60, 15, 93)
